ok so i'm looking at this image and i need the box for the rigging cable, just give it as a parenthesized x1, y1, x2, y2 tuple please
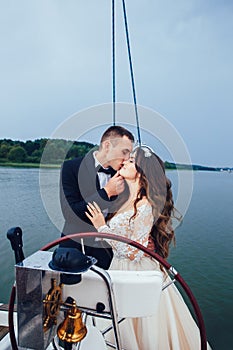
(112, 0, 116, 125)
(121, 0, 141, 145)
(111, 0, 142, 144)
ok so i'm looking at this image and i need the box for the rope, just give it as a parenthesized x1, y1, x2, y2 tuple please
(121, 0, 141, 145)
(112, 0, 116, 125)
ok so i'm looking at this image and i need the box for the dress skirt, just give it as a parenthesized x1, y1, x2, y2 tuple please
(97, 256, 212, 350)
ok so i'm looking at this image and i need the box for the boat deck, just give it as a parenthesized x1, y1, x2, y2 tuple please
(0, 303, 19, 349)
(0, 325, 9, 341)
(0, 305, 9, 341)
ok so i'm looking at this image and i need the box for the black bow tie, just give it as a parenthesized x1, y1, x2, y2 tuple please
(97, 166, 113, 175)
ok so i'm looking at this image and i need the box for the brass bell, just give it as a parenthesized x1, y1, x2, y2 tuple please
(57, 301, 87, 343)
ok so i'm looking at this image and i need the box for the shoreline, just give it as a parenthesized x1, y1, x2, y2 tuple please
(0, 162, 60, 169)
(0, 162, 230, 172)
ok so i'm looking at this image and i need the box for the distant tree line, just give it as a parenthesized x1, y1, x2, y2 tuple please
(0, 139, 95, 164)
(0, 139, 223, 171)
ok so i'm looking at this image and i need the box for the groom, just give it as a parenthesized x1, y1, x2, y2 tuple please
(60, 126, 134, 269)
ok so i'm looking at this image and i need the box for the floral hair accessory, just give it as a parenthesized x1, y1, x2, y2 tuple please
(132, 144, 154, 158)
(141, 146, 153, 158)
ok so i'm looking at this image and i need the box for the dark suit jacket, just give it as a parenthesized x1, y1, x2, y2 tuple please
(60, 150, 115, 269)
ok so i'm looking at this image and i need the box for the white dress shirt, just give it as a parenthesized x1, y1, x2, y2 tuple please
(93, 152, 111, 218)
(93, 151, 111, 189)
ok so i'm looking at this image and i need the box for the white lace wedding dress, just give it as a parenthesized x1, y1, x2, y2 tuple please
(97, 201, 211, 350)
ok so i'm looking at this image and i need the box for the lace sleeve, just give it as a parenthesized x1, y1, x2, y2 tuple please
(98, 203, 154, 262)
(97, 224, 112, 234)
(97, 224, 119, 250)
(126, 204, 154, 261)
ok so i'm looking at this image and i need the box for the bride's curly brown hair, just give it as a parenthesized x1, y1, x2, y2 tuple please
(107, 146, 176, 259)
(133, 147, 175, 259)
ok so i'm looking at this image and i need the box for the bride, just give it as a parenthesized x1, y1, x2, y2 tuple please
(86, 146, 211, 350)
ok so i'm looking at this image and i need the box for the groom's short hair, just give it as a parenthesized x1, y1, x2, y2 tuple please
(100, 125, 134, 144)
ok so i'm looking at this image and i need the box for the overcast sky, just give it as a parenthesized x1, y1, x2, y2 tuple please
(0, 0, 232, 167)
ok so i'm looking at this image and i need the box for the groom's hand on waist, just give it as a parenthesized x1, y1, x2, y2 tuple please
(104, 171, 125, 198)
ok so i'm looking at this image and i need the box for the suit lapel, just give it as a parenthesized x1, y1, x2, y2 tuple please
(78, 151, 117, 195)
(78, 151, 100, 196)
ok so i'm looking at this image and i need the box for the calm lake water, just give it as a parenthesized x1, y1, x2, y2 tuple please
(0, 167, 232, 349)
